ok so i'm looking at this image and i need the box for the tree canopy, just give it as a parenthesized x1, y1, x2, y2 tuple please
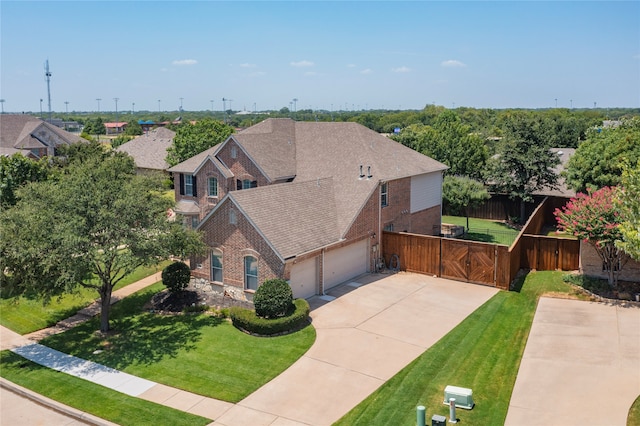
(391, 110, 488, 179)
(166, 119, 235, 166)
(485, 112, 560, 222)
(565, 118, 640, 192)
(0, 153, 50, 209)
(0, 147, 206, 332)
(617, 161, 640, 261)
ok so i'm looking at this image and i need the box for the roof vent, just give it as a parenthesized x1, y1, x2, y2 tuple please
(359, 165, 365, 180)
(367, 166, 372, 179)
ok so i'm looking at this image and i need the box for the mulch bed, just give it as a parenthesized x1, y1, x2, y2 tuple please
(147, 288, 253, 314)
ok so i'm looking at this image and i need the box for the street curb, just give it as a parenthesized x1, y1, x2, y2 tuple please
(0, 377, 118, 426)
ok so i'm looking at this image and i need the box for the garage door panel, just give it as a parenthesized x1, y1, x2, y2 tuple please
(290, 257, 317, 299)
(324, 240, 368, 289)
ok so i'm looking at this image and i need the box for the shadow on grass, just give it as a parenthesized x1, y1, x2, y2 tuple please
(42, 288, 225, 370)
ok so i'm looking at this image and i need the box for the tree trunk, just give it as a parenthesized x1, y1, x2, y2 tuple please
(99, 288, 112, 333)
(520, 199, 526, 224)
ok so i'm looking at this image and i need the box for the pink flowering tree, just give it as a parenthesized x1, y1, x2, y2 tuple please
(554, 186, 628, 287)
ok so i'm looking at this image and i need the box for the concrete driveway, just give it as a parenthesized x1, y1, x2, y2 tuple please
(214, 272, 498, 426)
(506, 297, 640, 426)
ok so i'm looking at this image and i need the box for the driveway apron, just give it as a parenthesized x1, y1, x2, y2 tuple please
(214, 272, 498, 426)
(506, 297, 640, 426)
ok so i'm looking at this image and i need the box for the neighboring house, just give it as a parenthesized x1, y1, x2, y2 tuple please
(104, 122, 128, 135)
(0, 114, 86, 158)
(169, 118, 447, 300)
(533, 148, 576, 198)
(116, 127, 175, 173)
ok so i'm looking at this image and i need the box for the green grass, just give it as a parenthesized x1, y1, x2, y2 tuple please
(0, 350, 210, 426)
(0, 261, 170, 334)
(40, 282, 316, 402)
(442, 215, 520, 246)
(335, 271, 588, 425)
(628, 395, 640, 426)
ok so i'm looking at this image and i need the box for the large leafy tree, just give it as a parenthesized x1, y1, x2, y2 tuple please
(617, 161, 640, 261)
(442, 175, 490, 231)
(392, 110, 487, 179)
(0, 149, 206, 332)
(554, 187, 627, 287)
(0, 153, 50, 209)
(486, 112, 560, 223)
(166, 118, 235, 166)
(565, 118, 640, 192)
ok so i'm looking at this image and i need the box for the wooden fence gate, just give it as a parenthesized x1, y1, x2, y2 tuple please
(441, 239, 496, 286)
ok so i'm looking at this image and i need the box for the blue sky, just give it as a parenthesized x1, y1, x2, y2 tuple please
(1, 1, 638, 113)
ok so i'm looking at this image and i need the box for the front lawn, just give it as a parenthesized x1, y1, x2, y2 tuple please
(442, 215, 520, 246)
(0, 261, 170, 334)
(40, 283, 316, 402)
(0, 350, 210, 426)
(335, 271, 589, 425)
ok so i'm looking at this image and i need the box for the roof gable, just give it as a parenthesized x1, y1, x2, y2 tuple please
(116, 128, 175, 171)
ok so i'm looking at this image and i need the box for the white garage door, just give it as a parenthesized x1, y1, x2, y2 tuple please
(289, 256, 318, 299)
(324, 239, 368, 290)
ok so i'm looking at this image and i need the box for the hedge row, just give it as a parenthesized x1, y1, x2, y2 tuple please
(230, 298, 310, 336)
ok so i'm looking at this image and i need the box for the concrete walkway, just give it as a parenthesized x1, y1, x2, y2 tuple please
(505, 297, 640, 426)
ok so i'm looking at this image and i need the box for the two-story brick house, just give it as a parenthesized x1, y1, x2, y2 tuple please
(169, 118, 447, 300)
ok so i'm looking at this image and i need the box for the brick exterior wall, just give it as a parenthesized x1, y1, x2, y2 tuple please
(216, 139, 270, 187)
(580, 241, 640, 282)
(380, 177, 441, 235)
(191, 199, 283, 301)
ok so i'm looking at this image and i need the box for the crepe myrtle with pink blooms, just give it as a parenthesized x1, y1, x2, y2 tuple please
(554, 186, 628, 287)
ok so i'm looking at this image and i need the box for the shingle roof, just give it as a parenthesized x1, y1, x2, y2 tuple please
(0, 114, 85, 153)
(534, 148, 576, 198)
(229, 177, 341, 259)
(116, 127, 175, 171)
(167, 144, 233, 178)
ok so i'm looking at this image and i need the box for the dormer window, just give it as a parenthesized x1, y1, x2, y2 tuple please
(208, 177, 218, 197)
(179, 174, 197, 197)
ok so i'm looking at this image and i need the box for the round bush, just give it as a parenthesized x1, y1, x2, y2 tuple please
(230, 299, 311, 336)
(161, 261, 191, 293)
(253, 278, 293, 318)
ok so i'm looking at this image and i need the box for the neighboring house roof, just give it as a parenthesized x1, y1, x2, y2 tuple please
(116, 127, 175, 171)
(534, 148, 576, 198)
(228, 177, 341, 259)
(0, 114, 86, 156)
(104, 122, 128, 128)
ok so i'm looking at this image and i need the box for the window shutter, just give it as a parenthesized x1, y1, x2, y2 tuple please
(251, 180, 257, 188)
(237, 179, 242, 190)
(179, 174, 185, 195)
(192, 176, 197, 197)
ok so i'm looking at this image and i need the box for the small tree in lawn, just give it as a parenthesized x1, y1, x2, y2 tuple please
(554, 186, 628, 287)
(162, 261, 191, 293)
(253, 279, 293, 319)
(443, 175, 490, 232)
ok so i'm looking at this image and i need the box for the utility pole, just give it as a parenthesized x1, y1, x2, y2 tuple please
(132, 102, 135, 114)
(292, 98, 298, 113)
(179, 97, 184, 112)
(114, 98, 119, 134)
(64, 101, 69, 130)
(0, 99, 5, 114)
(210, 99, 214, 115)
(96, 98, 101, 113)
(40, 99, 43, 117)
(44, 60, 52, 123)
(158, 99, 161, 113)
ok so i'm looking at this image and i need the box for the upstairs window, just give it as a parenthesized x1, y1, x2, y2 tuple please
(180, 174, 197, 197)
(208, 177, 218, 197)
(381, 182, 388, 207)
(236, 179, 258, 190)
(231, 145, 237, 159)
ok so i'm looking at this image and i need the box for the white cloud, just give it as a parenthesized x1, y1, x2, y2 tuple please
(240, 63, 257, 68)
(441, 60, 466, 68)
(172, 59, 198, 66)
(392, 66, 411, 73)
(360, 68, 373, 75)
(291, 60, 314, 67)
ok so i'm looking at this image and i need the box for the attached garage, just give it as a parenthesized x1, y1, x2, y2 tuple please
(323, 239, 369, 290)
(289, 256, 318, 299)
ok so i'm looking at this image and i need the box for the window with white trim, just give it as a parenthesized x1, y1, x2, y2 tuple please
(244, 256, 258, 290)
(229, 209, 236, 225)
(208, 177, 218, 197)
(211, 250, 223, 282)
(185, 175, 194, 196)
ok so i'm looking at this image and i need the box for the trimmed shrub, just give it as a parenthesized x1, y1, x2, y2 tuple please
(253, 278, 293, 318)
(230, 299, 310, 336)
(161, 261, 191, 293)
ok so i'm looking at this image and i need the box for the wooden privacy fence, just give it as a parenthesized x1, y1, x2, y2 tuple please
(382, 197, 580, 290)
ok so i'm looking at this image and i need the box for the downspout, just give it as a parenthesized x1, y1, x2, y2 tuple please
(378, 181, 382, 269)
(321, 248, 326, 296)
